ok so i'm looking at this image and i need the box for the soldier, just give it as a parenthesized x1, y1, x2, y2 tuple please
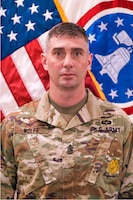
(1, 22, 133, 199)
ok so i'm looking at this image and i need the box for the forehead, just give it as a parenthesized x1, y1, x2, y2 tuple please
(47, 35, 88, 50)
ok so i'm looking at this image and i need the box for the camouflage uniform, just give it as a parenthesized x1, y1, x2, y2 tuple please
(1, 89, 133, 199)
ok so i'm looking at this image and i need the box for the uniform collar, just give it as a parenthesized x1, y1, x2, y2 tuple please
(35, 89, 103, 130)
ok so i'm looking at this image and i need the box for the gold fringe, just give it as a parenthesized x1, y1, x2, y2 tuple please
(88, 70, 106, 100)
(54, 0, 68, 22)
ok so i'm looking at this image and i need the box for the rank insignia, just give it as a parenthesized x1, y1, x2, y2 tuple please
(67, 144, 73, 154)
(107, 159, 119, 175)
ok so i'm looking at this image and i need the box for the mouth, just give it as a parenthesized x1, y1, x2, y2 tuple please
(61, 71, 75, 76)
(62, 73, 74, 76)
(61, 73, 75, 78)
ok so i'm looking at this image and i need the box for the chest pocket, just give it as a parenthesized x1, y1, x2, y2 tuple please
(18, 135, 57, 196)
(27, 135, 56, 184)
(85, 136, 122, 195)
(85, 136, 112, 183)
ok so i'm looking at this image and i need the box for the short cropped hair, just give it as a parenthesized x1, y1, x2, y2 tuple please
(45, 22, 89, 50)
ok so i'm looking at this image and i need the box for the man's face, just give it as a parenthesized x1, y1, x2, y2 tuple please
(41, 36, 92, 90)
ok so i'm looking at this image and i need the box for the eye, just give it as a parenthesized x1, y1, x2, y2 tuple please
(75, 51, 82, 56)
(53, 49, 65, 58)
(72, 50, 83, 58)
(55, 51, 62, 56)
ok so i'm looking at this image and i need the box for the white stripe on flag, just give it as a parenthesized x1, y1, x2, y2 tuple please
(11, 47, 46, 100)
(38, 31, 49, 53)
(0, 72, 19, 116)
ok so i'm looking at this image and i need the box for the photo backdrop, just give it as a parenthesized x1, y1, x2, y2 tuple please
(1, 0, 133, 122)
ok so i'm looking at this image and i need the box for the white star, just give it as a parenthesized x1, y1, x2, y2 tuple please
(25, 20, 35, 31)
(11, 14, 21, 24)
(0, 26, 4, 34)
(99, 83, 104, 91)
(0, 7, 7, 17)
(115, 17, 124, 27)
(98, 21, 108, 32)
(15, 0, 24, 7)
(7, 30, 17, 41)
(88, 34, 96, 44)
(29, 3, 39, 14)
(109, 89, 118, 99)
(125, 88, 133, 98)
(43, 9, 53, 21)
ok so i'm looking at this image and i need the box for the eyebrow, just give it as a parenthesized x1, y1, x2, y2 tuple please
(52, 47, 64, 51)
(72, 48, 84, 52)
(52, 47, 85, 52)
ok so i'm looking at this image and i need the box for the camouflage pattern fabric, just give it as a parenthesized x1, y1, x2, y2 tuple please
(1, 89, 133, 199)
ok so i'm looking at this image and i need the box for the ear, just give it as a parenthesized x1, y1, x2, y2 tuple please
(87, 53, 93, 70)
(41, 53, 48, 70)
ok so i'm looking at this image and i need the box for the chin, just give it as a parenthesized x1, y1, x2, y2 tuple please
(61, 84, 77, 90)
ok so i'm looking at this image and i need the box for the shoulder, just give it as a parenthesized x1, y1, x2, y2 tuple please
(87, 89, 132, 125)
(1, 99, 40, 126)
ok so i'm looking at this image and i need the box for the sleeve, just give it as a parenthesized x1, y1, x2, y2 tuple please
(119, 122, 133, 199)
(1, 117, 17, 199)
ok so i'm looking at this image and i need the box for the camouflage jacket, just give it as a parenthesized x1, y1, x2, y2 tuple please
(1, 89, 133, 199)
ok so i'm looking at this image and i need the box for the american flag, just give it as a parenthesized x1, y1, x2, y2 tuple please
(1, 0, 63, 120)
(1, 0, 105, 121)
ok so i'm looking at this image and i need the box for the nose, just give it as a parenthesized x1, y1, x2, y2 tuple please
(63, 54, 73, 69)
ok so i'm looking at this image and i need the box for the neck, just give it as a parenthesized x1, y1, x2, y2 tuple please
(49, 85, 86, 107)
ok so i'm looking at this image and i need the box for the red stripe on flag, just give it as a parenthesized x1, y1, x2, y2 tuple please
(123, 105, 133, 116)
(0, 110, 5, 122)
(85, 72, 101, 98)
(25, 39, 50, 90)
(77, 0, 133, 27)
(1, 56, 32, 106)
